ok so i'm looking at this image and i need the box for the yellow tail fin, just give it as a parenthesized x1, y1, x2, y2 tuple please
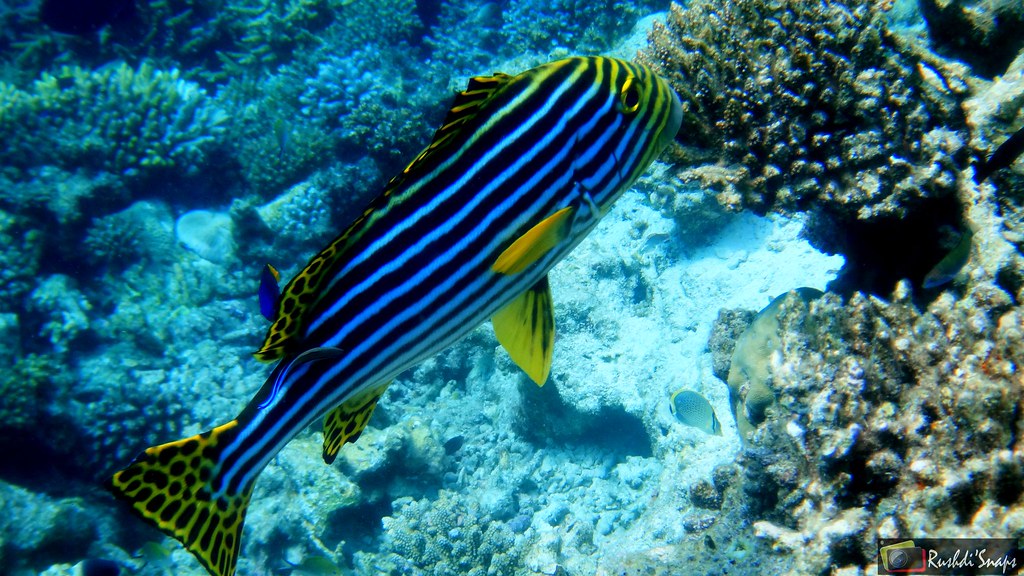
(108, 421, 252, 576)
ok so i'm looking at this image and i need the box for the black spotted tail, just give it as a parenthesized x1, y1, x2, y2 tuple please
(108, 420, 251, 576)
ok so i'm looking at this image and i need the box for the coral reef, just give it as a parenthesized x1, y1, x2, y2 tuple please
(638, 0, 974, 217)
(639, 0, 969, 219)
(713, 281, 1023, 572)
(637, 0, 1006, 299)
(0, 61, 227, 180)
(501, 0, 664, 56)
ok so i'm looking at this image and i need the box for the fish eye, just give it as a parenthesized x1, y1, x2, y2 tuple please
(619, 76, 641, 114)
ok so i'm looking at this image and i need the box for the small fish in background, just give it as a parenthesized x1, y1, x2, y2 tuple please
(40, 0, 136, 35)
(974, 124, 1024, 184)
(277, 555, 344, 576)
(72, 559, 122, 576)
(259, 263, 282, 321)
(669, 389, 723, 436)
(922, 229, 973, 289)
(443, 434, 466, 455)
(274, 118, 291, 163)
(133, 541, 175, 574)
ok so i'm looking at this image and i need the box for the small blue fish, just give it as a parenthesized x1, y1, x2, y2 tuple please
(259, 264, 282, 321)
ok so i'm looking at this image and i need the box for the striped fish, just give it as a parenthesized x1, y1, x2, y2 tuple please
(108, 56, 682, 576)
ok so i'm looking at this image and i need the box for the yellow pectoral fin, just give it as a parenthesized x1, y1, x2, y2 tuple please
(322, 381, 391, 464)
(492, 206, 574, 275)
(492, 276, 554, 386)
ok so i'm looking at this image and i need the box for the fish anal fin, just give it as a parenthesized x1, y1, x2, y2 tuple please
(108, 420, 250, 576)
(492, 207, 574, 275)
(492, 276, 554, 386)
(322, 381, 391, 464)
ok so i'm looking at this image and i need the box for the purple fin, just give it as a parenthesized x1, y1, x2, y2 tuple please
(259, 264, 281, 322)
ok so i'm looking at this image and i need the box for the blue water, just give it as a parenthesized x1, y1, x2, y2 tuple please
(2, 0, 1022, 575)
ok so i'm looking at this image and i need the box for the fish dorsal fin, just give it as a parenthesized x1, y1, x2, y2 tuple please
(492, 206, 574, 275)
(397, 72, 514, 179)
(492, 276, 554, 386)
(322, 381, 391, 464)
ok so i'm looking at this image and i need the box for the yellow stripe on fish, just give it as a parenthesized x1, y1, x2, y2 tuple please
(109, 56, 682, 576)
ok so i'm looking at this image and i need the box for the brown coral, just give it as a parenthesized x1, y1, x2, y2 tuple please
(727, 280, 1023, 571)
(638, 0, 968, 219)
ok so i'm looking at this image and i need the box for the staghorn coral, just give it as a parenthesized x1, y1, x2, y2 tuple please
(718, 281, 1023, 572)
(0, 61, 226, 179)
(638, 0, 969, 220)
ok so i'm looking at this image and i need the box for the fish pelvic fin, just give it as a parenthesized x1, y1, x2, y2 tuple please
(492, 276, 555, 386)
(322, 381, 391, 464)
(108, 420, 252, 576)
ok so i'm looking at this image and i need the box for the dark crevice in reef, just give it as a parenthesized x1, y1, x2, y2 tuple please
(0, 430, 85, 497)
(918, 0, 1024, 80)
(993, 457, 1024, 506)
(803, 195, 963, 301)
(516, 378, 653, 459)
(329, 499, 394, 557)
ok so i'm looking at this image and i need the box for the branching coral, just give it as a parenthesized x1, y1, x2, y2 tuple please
(502, 0, 663, 56)
(299, 44, 447, 175)
(369, 491, 525, 576)
(638, 0, 969, 220)
(0, 61, 226, 179)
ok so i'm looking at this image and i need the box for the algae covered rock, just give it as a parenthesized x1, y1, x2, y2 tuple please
(725, 288, 822, 440)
